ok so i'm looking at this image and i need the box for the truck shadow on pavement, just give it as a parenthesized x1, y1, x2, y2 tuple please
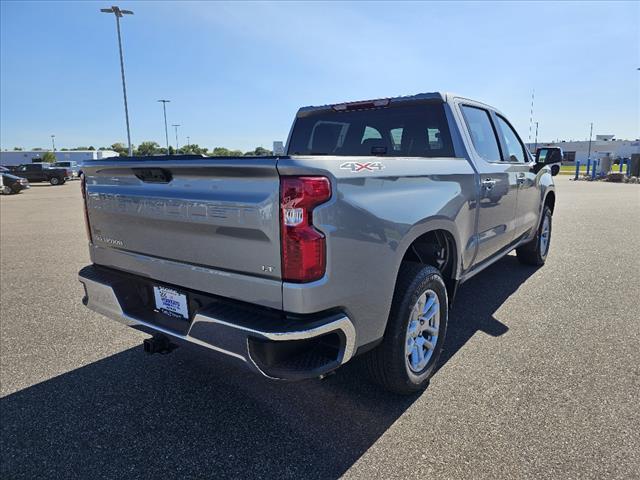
(1, 255, 534, 480)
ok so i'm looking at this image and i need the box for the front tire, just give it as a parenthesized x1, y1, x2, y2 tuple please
(517, 206, 552, 266)
(366, 263, 448, 395)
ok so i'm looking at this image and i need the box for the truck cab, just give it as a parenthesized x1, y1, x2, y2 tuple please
(11, 163, 70, 185)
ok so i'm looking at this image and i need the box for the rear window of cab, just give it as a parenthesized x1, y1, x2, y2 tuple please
(288, 103, 454, 158)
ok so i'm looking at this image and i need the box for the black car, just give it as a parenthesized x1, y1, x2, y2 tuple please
(0, 167, 30, 194)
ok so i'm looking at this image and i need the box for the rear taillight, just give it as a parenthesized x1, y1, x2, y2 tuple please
(80, 175, 92, 243)
(280, 176, 331, 283)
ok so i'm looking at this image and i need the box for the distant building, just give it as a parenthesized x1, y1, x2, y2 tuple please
(272, 141, 285, 156)
(527, 136, 639, 164)
(0, 150, 118, 166)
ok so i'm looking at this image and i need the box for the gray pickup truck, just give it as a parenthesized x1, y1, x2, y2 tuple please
(79, 92, 556, 394)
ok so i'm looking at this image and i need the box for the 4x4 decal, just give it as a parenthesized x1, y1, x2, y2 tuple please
(339, 161, 385, 173)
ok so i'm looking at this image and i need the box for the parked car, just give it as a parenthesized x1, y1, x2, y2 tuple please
(78, 92, 556, 394)
(535, 147, 562, 176)
(52, 161, 80, 179)
(0, 167, 30, 194)
(7, 163, 70, 185)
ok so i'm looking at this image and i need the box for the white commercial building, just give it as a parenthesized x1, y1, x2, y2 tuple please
(527, 137, 639, 164)
(0, 150, 118, 166)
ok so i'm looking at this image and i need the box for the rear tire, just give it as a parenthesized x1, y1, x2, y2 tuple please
(365, 263, 448, 395)
(49, 177, 60, 186)
(517, 206, 552, 266)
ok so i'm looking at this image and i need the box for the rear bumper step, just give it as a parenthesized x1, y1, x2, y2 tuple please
(78, 265, 355, 380)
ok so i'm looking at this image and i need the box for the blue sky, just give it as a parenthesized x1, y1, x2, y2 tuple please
(1, 1, 638, 151)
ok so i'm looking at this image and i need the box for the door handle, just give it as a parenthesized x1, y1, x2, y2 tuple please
(481, 178, 496, 189)
(516, 173, 526, 184)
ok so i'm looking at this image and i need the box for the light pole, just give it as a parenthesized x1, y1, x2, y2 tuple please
(51, 135, 56, 152)
(172, 124, 181, 153)
(534, 122, 538, 153)
(100, 6, 134, 157)
(157, 100, 170, 154)
(186, 136, 190, 148)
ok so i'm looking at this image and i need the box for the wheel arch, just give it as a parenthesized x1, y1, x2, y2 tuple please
(544, 190, 556, 214)
(396, 222, 461, 306)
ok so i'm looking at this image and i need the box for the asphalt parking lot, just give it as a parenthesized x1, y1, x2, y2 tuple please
(1, 178, 638, 479)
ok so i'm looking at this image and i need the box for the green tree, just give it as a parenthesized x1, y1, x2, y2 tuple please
(32, 147, 43, 151)
(211, 147, 232, 156)
(136, 141, 160, 156)
(243, 147, 272, 157)
(12, 147, 22, 151)
(156, 146, 175, 155)
(110, 143, 129, 157)
(179, 144, 208, 155)
(41, 151, 57, 163)
(253, 146, 272, 156)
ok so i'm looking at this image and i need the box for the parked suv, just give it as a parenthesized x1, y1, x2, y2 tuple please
(79, 92, 556, 394)
(52, 161, 80, 179)
(535, 147, 562, 176)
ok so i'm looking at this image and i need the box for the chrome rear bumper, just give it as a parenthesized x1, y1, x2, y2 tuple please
(79, 265, 356, 380)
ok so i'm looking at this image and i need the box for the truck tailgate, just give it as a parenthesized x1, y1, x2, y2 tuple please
(83, 158, 282, 306)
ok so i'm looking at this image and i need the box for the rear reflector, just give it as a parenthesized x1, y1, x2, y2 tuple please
(280, 177, 331, 283)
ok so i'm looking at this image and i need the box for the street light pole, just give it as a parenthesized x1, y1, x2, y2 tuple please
(534, 122, 538, 153)
(101, 6, 134, 156)
(172, 124, 181, 153)
(157, 100, 170, 154)
(187, 136, 190, 148)
(51, 135, 56, 152)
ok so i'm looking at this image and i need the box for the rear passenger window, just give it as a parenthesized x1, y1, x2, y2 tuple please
(461, 105, 501, 162)
(495, 115, 527, 163)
